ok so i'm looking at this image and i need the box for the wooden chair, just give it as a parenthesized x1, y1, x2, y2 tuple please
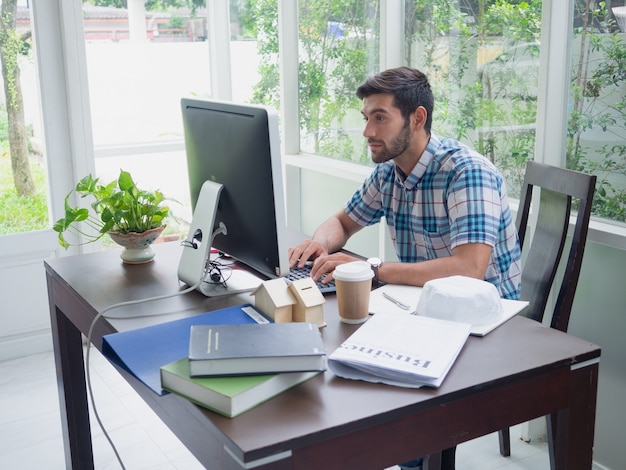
(497, 161, 596, 461)
(426, 161, 596, 470)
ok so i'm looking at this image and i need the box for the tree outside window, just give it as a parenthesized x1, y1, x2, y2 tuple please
(568, 0, 626, 222)
(248, 0, 625, 224)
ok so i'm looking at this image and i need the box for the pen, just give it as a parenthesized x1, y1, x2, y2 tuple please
(382, 291, 411, 310)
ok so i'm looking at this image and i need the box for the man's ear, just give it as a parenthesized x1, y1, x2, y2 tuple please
(412, 106, 427, 129)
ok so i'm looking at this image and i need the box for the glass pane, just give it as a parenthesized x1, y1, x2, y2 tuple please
(86, 5, 210, 147)
(83, 3, 212, 243)
(237, 0, 280, 109)
(567, 1, 626, 224)
(297, 0, 380, 164)
(0, 4, 50, 235)
(406, 0, 542, 198)
(243, 1, 380, 164)
(229, 1, 262, 104)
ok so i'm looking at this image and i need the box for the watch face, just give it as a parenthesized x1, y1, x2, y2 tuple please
(367, 257, 382, 268)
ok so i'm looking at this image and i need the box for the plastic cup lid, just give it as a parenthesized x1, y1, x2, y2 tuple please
(333, 261, 374, 282)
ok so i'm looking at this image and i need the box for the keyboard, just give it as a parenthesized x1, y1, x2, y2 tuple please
(286, 264, 336, 294)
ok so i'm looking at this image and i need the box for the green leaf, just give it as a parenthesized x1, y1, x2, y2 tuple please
(117, 170, 136, 192)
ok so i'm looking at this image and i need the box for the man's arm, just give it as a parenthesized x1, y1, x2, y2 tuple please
(289, 215, 493, 287)
(377, 243, 493, 286)
(288, 210, 363, 272)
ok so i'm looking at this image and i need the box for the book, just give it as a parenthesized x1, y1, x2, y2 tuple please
(161, 358, 320, 418)
(328, 313, 471, 388)
(188, 322, 327, 377)
(368, 284, 529, 336)
(102, 304, 270, 394)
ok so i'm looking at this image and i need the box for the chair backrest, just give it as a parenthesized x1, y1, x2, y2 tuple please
(515, 161, 596, 332)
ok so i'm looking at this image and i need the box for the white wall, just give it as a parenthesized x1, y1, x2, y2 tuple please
(568, 240, 626, 470)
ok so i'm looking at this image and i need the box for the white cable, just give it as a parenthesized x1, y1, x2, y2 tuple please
(84, 275, 205, 468)
(84, 223, 228, 467)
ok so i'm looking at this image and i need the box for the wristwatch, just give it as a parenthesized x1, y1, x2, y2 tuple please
(367, 257, 383, 282)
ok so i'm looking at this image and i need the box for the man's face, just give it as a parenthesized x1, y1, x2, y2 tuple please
(361, 94, 411, 164)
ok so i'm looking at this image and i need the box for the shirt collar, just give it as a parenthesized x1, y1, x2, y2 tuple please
(394, 134, 440, 189)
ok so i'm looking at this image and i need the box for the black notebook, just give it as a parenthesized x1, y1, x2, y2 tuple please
(188, 322, 327, 377)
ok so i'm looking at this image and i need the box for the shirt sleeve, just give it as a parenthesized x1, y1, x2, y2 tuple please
(446, 162, 503, 249)
(345, 165, 385, 227)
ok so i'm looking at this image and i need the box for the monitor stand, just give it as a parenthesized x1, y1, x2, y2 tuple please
(177, 180, 223, 290)
(178, 180, 264, 297)
(198, 269, 262, 297)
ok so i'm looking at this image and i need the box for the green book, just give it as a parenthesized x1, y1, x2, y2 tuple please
(160, 358, 320, 418)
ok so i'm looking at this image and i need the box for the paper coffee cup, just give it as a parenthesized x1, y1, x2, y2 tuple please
(334, 261, 374, 324)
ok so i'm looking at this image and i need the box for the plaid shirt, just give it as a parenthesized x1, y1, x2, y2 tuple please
(345, 134, 522, 299)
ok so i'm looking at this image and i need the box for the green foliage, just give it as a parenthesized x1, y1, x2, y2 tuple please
(567, 1, 626, 222)
(0, 1, 24, 111)
(53, 169, 170, 248)
(248, 0, 373, 160)
(86, 0, 205, 14)
(167, 15, 184, 29)
(0, 104, 8, 149)
(0, 155, 48, 234)
(485, 0, 542, 43)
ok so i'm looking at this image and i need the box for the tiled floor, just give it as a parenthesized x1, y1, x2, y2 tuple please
(0, 348, 552, 470)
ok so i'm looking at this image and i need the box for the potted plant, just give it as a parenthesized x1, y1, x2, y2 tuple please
(53, 169, 170, 263)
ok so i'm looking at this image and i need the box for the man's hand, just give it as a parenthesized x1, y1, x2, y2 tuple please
(309, 252, 360, 283)
(288, 210, 364, 283)
(288, 239, 329, 269)
(288, 240, 360, 284)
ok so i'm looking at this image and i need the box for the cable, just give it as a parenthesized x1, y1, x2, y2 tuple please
(84, 224, 228, 467)
(84, 274, 205, 468)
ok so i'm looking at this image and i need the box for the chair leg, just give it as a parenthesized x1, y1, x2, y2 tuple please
(424, 452, 441, 470)
(441, 446, 456, 470)
(424, 447, 456, 470)
(498, 428, 511, 457)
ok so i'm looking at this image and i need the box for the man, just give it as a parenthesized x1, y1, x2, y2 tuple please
(289, 66, 521, 301)
(288, 67, 522, 469)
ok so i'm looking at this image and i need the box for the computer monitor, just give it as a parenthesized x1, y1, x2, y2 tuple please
(180, 98, 290, 290)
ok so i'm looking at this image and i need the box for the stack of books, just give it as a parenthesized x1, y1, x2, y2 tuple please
(102, 304, 327, 418)
(160, 317, 327, 418)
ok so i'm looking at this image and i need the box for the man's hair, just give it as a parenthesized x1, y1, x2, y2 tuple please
(356, 66, 434, 133)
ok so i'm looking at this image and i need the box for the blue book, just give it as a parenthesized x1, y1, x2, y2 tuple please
(102, 304, 270, 394)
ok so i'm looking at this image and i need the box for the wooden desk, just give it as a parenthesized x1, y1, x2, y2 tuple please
(46, 242, 600, 470)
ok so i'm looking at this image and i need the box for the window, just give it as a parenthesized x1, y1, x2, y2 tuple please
(296, 1, 380, 164)
(272, 0, 625, 226)
(82, 2, 213, 240)
(0, 3, 49, 235)
(567, 1, 626, 223)
(250, 1, 543, 197)
(406, 0, 541, 198)
(249, 0, 380, 164)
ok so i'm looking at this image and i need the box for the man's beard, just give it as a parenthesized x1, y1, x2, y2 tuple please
(369, 121, 411, 163)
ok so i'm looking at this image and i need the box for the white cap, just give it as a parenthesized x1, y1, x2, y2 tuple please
(333, 261, 374, 282)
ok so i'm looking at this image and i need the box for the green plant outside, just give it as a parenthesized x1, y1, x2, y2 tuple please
(2, 1, 624, 232)
(0, 153, 48, 234)
(244, 0, 625, 223)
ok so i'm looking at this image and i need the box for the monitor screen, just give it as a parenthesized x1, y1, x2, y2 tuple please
(181, 98, 289, 281)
